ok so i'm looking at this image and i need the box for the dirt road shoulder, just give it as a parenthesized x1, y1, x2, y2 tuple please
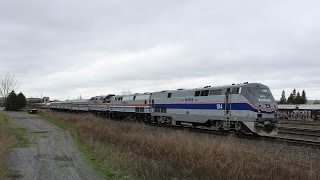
(3, 111, 100, 180)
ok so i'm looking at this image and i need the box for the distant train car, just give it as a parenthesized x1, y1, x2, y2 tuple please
(110, 93, 151, 120)
(50, 101, 72, 111)
(50, 100, 89, 112)
(150, 83, 278, 136)
(71, 99, 90, 112)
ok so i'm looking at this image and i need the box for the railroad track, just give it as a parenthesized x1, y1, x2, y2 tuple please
(262, 136, 320, 147)
(278, 126, 320, 137)
(278, 121, 320, 126)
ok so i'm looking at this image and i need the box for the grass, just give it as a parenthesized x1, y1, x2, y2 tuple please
(0, 111, 32, 180)
(39, 111, 131, 180)
(39, 110, 320, 180)
(13, 126, 30, 148)
(0, 113, 16, 179)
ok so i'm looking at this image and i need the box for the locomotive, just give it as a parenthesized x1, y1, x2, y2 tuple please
(50, 82, 278, 136)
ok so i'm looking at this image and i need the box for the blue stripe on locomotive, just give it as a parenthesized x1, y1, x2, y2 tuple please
(153, 103, 274, 114)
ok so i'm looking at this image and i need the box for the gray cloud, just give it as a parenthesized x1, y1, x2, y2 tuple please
(1, 0, 320, 100)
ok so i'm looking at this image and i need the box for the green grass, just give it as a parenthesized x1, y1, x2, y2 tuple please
(0, 113, 9, 122)
(0, 113, 15, 179)
(0, 113, 30, 148)
(39, 112, 131, 180)
(13, 126, 30, 148)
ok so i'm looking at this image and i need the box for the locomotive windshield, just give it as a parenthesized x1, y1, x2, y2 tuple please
(243, 85, 276, 104)
(255, 88, 270, 95)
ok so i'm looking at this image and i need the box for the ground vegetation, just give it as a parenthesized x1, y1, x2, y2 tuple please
(40, 110, 320, 180)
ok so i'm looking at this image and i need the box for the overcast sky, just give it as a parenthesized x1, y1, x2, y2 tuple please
(1, 0, 320, 101)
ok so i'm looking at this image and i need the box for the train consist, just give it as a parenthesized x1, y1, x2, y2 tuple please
(50, 82, 278, 136)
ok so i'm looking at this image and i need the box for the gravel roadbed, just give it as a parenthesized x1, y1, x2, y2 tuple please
(3, 111, 100, 180)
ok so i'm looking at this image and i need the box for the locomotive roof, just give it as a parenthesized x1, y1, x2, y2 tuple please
(153, 82, 265, 93)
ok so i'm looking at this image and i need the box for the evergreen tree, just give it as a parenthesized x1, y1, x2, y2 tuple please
(292, 89, 297, 101)
(16, 92, 26, 110)
(287, 93, 294, 104)
(4, 91, 17, 111)
(301, 90, 307, 104)
(296, 92, 302, 104)
(279, 90, 287, 104)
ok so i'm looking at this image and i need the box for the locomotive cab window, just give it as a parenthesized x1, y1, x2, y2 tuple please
(167, 93, 172, 98)
(231, 88, 240, 94)
(195, 91, 200, 97)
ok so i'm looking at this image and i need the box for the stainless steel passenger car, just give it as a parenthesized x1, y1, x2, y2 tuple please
(50, 101, 72, 110)
(50, 100, 89, 112)
(71, 99, 90, 112)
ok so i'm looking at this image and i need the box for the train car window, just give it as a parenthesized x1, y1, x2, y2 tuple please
(145, 100, 147, 104)
(133, 96, 136, 100)
(209, 89, 222, 95)
(195, 91, 200, 97)
(167, 93, 172, 98)
(231, 88, 240, 94)
(200, 90, 209, 96)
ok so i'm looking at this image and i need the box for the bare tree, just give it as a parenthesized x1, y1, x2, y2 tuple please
(0, 73, 18, 100)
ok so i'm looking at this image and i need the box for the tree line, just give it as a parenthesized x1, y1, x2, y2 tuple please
(1, 73, 27, 111)
(4, 91, 27, 111)
(279, 89, 307, 104)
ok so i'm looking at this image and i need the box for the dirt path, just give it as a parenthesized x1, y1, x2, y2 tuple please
(3, 111, 100, 180)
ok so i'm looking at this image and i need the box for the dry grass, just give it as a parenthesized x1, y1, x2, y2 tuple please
(0, 113, 16, 180)
(43, 110, 320, 180)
